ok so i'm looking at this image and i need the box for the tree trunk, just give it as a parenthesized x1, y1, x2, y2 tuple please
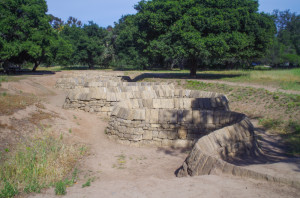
(32, 61, 39, 72)
(88, 64, 94, 70)
(189, 58, 197, 78)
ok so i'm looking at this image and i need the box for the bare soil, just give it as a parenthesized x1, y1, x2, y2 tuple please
(0, 71, 299, 198)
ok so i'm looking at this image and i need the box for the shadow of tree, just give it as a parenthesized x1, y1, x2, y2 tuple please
(0, 69, 56, 76)
(124, 72, 243, 82)
(156, 147, 190, 157)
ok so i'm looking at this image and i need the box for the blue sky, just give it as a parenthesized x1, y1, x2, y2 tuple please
(46, 0, 300, 27)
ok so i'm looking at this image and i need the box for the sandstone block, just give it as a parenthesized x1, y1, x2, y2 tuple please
(159, 109, 178, 124)
(133, 109, 146, 121)
(193, 110, 206, 124)
(145, 109, 159, 123)
(178, 127, 188, 140)
(143, 131, 153, 140)
(158, 131, 168, 139)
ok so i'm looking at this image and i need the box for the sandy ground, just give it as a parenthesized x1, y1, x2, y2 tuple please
(1, 71, 300, 198)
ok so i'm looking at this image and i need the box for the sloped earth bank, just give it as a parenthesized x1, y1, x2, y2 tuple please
(1, 71, 299, 198)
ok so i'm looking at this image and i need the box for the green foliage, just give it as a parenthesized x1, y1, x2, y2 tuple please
(60, 20, 112, 69)
(55, 180, 66, 195)
(114, 0, 275, 74)
(1, 0, 294, 71)
(0, 0, 57, 71)
(262, 10, 300, 66)
(24, 179, 42, 194)
(54, 169, 78, 195)
(0, 181, 18, 198)
(82, 178, 94, 188)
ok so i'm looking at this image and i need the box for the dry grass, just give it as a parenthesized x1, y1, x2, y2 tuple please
(0, 94, 37, 116)
(28, 110, 56, 126)
(0, 122, 15, 131)
(0, 131, 87, 197)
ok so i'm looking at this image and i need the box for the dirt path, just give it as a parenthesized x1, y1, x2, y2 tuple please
(1, 72, 299, 197)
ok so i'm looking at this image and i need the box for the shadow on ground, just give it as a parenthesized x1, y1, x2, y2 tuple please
(228, 127, 300, 172)
(156, 146, 191, 157)
(124, 72, 243, 82)
(0, 69, 56, 76)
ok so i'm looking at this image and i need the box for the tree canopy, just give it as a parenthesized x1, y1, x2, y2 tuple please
(0, 0, 57, 71)
(263, 10, 300, 66)
(1, 0, 297, 73)
(115, 0, 275, 76)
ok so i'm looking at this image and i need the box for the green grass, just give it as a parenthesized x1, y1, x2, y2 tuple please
(259, 119, 300, 155)
(82, 178, 94, 188)
(54, 180, 66, 195)
(0, 133, 86, 197)
(282, 121, 300, 155)
(259, 118, 283, 130)
(129, 68, 300, 91)
(201, 68, 300, 91)
(54, 168, 79, 195)
(0, 75, 27, 84)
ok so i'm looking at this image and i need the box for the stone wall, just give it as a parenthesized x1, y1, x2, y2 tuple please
(63, 83, 178, 116)
(106, 97, 239, 147)
(55, 71, 124, 89)
(64, 85, 229, 116)
(56, 76, 123, 89)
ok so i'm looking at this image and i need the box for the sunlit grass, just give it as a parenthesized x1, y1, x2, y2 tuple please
(0, 132, 86, 197)
(214, 68, 300, 91)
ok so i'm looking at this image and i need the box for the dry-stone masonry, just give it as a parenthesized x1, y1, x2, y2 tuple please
(106, 98, 231, 147)
(56, 71, 299, 188)
(63, 82, 178, 116)
(55, 71, 124, 89)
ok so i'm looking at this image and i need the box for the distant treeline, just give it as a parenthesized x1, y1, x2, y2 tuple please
(0, 0, 299, 75)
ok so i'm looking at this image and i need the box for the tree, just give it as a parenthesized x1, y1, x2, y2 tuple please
(114, 15, 148, 69)
(264, 10, 300, 66)
(0, 0, 55, 71)
(115, 0, 275, 76)
(61, 20, 108, 69)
